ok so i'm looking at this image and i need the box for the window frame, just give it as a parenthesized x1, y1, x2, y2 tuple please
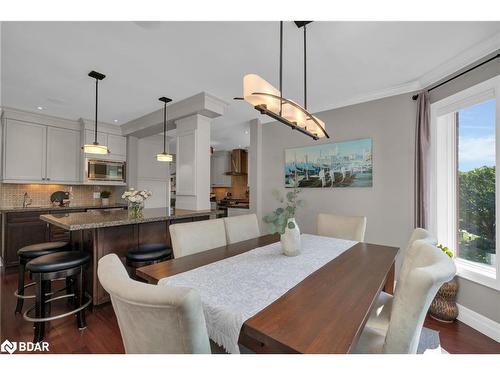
(429, 75, 500, 291)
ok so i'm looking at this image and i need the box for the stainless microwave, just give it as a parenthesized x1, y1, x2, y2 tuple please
(87, 159, 126, 182)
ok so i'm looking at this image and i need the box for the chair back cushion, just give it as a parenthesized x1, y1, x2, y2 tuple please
(397, 228, 437, 286)
(383, 240, 456, 353)
(223, 214, 260, 244)
(97, 254, 210, 354)
(317, 213, 367, 241)
(170, 218, 227, 258)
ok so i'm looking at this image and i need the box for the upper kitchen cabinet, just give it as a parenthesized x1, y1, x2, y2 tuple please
(46, 127, 80, 183)
(84, 130, 126, 161)
(2, 119, 81, 184)
(211, 151, 231, 187)
(3, 120, 47, 181)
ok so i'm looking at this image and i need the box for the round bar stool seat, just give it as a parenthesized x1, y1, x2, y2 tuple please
(27, 251, 90, 273)
(127, 244, 172, 263)
(25, 251, 91, 343)
(15, 241, 71, 314)
(18, 241, 71, 260)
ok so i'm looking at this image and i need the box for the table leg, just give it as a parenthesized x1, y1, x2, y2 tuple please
(383, 262, 395, 295)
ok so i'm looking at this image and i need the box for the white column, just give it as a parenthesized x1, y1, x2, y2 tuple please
(249, 118, 263, 222)
(175, 114, 211, 211)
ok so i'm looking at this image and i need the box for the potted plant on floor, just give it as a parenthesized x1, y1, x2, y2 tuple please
(429, 244, 459, 322)
(263, 185, 303, 257)
(100, 191, 111, 206)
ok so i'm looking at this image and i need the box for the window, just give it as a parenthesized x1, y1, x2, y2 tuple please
(457, 99, 496, 267)
(431, 76, 500, 290)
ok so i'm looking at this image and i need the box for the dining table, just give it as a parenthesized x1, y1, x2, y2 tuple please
(136, 233, 399, 354)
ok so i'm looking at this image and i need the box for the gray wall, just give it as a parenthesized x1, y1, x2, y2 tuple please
(259, 70, 500, 323)
(261, 93, 416, 273)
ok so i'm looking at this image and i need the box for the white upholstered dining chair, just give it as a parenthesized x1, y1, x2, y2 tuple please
(170, 218, 227, 258)
(354, 240, 456, 353)
(365, 228, 437, 332)
(223, 214, 261, 244)
(317, 213, 367, 241)
(97, 254, 211, 354)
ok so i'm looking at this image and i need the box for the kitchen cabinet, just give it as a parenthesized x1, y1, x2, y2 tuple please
(46, 127, 80, 183)
(3, 120, 46, 181)
(84, 130, 126, 160)
(2, 119, 80, 183)
(211, 151, 232, 187)
(3, 211, 50, 267)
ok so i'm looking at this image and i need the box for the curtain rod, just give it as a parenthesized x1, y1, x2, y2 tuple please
(412, 53, 499, 100)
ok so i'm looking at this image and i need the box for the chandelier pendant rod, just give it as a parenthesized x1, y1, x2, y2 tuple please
(279, 21, 283, 116)
(163, 100, 167, 153)
(304, 23, 307, 110)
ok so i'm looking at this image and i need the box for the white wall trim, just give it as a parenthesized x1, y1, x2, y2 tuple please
(457, 303, 500, 343)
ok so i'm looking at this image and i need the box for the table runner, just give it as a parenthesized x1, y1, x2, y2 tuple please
(159, 234, 357, 353)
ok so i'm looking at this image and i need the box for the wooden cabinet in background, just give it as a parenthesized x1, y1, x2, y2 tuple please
(3, 211, 49, 267)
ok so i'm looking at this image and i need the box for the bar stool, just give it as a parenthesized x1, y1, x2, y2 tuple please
(24, 251, 91, 342)
(15, 241, 71, 314)
(126, 243, 172, 270)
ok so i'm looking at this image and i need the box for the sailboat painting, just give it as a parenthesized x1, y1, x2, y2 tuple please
(284, 138, 373, 188)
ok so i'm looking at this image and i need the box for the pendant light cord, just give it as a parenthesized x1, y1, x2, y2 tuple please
(163, 101, 167, 153)
(304, 24, 307, 110)
(279, 21, 283, 116)
(94, 78, 98, 144)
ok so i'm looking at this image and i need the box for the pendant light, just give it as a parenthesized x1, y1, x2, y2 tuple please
(239, 21, 329, 140)
(156, 96, 173, 162)
(83, 71, 109, 154)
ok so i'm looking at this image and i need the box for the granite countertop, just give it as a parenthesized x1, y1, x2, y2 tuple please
(0, 203, 127, 213)
(40, 207, 222, 231)
(225, 204, 250, 209)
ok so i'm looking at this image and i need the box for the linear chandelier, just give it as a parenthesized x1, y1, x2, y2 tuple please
(156, 96, 173, 162)
(83, 70, 109, 154)
(241, 21, 329, 140)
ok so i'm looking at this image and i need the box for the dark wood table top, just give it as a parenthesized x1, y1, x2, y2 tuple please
(136, 234, 399, 354)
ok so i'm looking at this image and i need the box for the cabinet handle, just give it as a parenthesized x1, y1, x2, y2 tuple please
(42, 178, 45, 181)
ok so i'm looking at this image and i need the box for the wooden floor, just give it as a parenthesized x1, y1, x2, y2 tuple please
(1, 266, 499, 354)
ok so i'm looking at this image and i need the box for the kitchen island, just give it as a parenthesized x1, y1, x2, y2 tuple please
(40, 207, 221, 305)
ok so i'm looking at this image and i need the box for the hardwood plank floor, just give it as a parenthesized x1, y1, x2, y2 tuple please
(1, 266, 499, 354)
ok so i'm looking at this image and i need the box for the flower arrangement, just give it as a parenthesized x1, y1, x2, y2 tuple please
(263, 185, 302, 235)
(122, 188, 152, 217)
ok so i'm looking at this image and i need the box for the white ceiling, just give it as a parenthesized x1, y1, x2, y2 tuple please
(2, 21, 500, 150)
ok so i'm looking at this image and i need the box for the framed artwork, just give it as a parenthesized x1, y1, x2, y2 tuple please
(284, 138, 373, 188)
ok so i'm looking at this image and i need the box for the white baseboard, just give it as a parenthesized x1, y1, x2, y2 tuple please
(457, 303, 500, 343)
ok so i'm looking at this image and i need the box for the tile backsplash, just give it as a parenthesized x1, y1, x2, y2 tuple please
(0, 183, 124, 208)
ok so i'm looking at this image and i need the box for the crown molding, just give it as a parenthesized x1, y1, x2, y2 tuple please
(0, 106, 81, 130)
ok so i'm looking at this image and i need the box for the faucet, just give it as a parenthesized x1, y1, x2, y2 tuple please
(22, 192, 32, 208)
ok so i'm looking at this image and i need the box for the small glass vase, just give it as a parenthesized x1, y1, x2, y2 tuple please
(128, 201, 144, 218)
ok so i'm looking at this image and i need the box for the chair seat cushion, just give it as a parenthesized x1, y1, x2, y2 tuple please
(127, 244, 172, 262)
(26, 251, 90, 273)
(18, 241, 70, 259)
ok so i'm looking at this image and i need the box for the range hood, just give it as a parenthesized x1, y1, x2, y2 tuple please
(225, 149, 248, 176)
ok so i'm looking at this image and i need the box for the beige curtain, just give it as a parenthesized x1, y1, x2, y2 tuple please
(414, 91, 430, 228)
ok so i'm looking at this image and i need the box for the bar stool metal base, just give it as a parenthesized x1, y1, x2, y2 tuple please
(23, 292, 91, 323)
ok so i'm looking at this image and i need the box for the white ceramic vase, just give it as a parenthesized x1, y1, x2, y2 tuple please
(280, 218, 301, 256)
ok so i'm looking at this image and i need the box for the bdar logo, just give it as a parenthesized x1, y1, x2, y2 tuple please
(1, 340, 17, 354)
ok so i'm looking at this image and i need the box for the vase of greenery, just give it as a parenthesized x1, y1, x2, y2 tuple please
(429, 244, 459, 322)
(263, 185, 302, 256)
(100, 191, 111, 206)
